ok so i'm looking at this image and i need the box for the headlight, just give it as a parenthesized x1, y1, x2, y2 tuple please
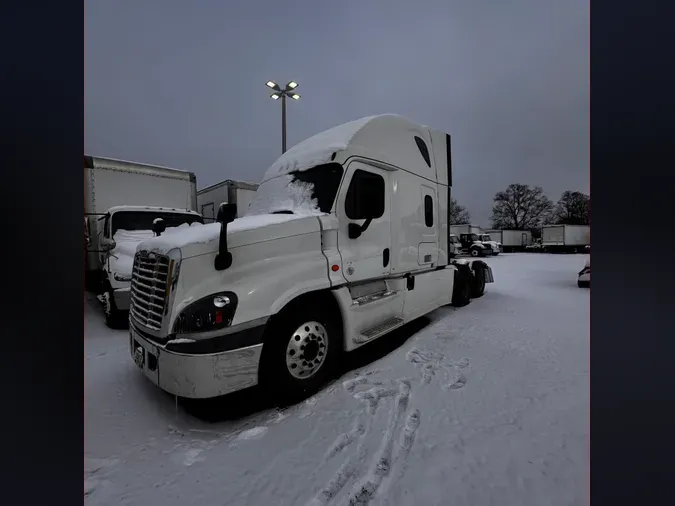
(172, 291, 239, 335)
(113, 273, 132, 282)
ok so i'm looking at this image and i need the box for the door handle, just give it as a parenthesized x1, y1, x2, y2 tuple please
(383, 248, 390, 267)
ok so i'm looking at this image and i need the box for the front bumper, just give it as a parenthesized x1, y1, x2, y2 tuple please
(129, 323, 263, 399)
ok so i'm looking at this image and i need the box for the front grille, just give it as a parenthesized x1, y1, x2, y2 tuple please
(130, 251, 170, 331)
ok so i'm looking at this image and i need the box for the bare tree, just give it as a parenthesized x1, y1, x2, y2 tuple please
(449, 197, 471, 224)
(552, 190, 590, 225)
(490, 184, 554, 229)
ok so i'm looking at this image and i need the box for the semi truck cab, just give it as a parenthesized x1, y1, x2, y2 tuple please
(128, 115, 494, 402)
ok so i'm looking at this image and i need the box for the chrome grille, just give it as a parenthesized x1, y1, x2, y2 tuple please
(130, 251, 170, 331)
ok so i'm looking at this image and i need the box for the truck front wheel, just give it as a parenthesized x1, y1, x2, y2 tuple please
(260, 305, 340, 404)
(102, 284, 127, 329)
(470, 248, 480, 257)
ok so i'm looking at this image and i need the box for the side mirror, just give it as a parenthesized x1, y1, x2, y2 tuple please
(152, 218, 166, 236)
(100, 237, 116, 252)
(216, 203, 237, 224)
(348, 223, 363, 239)
(214, 203, 237, 271)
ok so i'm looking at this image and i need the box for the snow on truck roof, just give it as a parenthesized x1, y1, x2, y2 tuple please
(84, 155, 195, 179)
(261, 114, 449, 183)
(107, 205, 200, 214)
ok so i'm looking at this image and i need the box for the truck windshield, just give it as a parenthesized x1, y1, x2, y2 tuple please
(247, 163, 344, 216)
(111, 211, 203, 236)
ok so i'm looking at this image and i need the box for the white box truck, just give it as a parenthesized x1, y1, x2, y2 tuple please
(450, 224, 498, 255)
(127, 114, 495, 402)
(85, 155, 204, 327)
(197, 179, 259, 222)
(485, 229, 532, 252)
(541, 224, 590, 253)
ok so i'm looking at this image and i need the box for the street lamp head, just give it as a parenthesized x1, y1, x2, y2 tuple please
(286, 81, 298, 90)
(270, 93, 280, 100)
(266, 80, 281, 91)
(290, 93, 301, 100)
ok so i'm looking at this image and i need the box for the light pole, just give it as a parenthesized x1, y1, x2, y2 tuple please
(266, 80, 300, 154)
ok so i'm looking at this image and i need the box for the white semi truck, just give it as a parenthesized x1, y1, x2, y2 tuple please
(128, 115, 495, 402)
(197, 179, 259, 222)
(85, 155, 204, 328)
(541, 224, 590, 253)
(484, 229, 532, 252)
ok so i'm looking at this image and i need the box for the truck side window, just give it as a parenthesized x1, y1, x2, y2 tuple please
(103, 215, 110, 238)
(345, 169, 385, 220)
(424, 195, 434, 227)
(414, 136, 431, 168)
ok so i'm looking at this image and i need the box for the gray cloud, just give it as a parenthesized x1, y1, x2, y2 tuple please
(86, 0, 588, 226)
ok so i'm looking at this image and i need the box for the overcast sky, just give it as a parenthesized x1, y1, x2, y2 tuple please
(85, 0, 588, 227)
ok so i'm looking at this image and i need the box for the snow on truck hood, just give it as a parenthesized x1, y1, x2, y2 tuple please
(110, 225, 199, 276)
(136, 213, 321, 258)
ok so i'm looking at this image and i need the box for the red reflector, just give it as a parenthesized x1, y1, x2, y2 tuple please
(215, 311, 223, 324)
(331, 264, 339, 272)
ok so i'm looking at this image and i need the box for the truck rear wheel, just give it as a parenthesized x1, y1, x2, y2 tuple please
(451, 267, 472, 307)
(471, 264, 486, 298)
(260, 305, 340, 404)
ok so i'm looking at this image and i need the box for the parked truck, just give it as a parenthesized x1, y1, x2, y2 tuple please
(541, 224, 590, 253)
(197, 179, 259, 222)
(85, 155, 204, 328)
(484, 229, 532, 252)
(449, 225, 497, 255)
(127, 114, 495, 402)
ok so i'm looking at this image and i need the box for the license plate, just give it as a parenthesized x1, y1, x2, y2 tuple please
(133, 346, 145, 369)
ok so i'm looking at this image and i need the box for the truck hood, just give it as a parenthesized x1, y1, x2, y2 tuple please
(110, 225, 202, 277)
(137, 213, 323, 259)
(110, 230, 155, 277)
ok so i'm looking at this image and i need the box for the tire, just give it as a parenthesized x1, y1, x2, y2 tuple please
(451, 267, 472, 307)
(470, 248, 480, 257)
(260, 304, 340, 404)
(102, 285, 128, 329)
(471, 265, 486, 298)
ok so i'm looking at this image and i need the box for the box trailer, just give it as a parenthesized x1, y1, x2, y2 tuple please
(85, 155, 203, 327)
(485, 229, 532, 252)
(197, 180, 259, 222)
(128, 114, 495, 402)
(449, 224, 483, 235)
(541, 224, 590, 253)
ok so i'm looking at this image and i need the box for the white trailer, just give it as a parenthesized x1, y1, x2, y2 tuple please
(541, 224, 590, 253)
(128, 114, 495, 402)
(485, 229, 532, 252)
(85, 155, 203, 327)
(197, 179, 259, 222)
(449, 224, 482, 235)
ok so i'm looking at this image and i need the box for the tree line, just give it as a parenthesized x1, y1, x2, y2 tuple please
(451, 184, 589, 231)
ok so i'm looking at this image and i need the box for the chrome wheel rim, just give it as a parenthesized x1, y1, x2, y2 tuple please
(285, 321, 328, 379)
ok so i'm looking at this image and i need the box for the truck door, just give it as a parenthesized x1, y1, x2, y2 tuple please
(521, 232, 528, 246)
(335, 162, 391, 284)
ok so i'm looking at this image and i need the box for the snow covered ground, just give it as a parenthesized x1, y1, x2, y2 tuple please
(85, 253, 589, 506)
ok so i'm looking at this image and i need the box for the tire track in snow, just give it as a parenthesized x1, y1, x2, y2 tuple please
(306, 376, 399, 506)
(343, 380, 412, 506)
